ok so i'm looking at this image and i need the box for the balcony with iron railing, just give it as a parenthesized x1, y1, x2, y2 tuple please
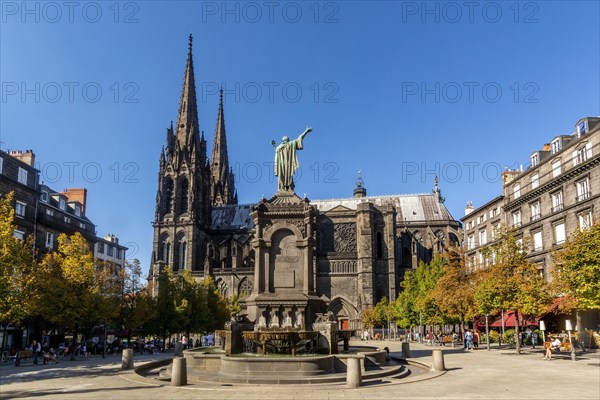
(576, 191, 591, 202)
(551, 203, 564, 213)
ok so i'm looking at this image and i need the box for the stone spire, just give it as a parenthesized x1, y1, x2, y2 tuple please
(433, 175, 445, 203)
(175, 34, 200, 146)
(210, 88, 236, 205)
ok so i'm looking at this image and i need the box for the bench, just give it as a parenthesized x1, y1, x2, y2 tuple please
(9, 350, 33, 363)
(544, 341, 572, 352)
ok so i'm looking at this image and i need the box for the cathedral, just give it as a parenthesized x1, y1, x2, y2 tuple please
(151, 36, 462, 329)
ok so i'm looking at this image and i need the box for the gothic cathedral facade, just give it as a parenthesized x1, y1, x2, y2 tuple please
(151, 37, 462, 329)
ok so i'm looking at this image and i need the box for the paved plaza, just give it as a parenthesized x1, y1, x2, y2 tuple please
(0, 341, 598, 400)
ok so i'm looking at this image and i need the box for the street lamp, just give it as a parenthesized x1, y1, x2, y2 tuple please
(485, 314, 490, 351)
(565, 319, 576, 362)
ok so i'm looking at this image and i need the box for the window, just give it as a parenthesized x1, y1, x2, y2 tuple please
(512, 210, 522, 227)
(467, 235, 475, 250)
(45, 232, 54, 248)
(13, 230, 25, 240)
(179, 179, 189, 214)
(530, 202, 541, 221)
(64, 216, 71, 224)
(74, 205, 81, 217)
(516, 237, 523, 253)
(490, 207, 498, 218)
(0, 157, 3, 174)
(15, 201, 26, 217)
(551, 139, 561, 154)
(46, 209, 54, 216)
(554, 223, 566, 245)
(577, 121, 586, 135)
(551, 160, 562, 178)
(513, 183, 521, 199)
(79, 222, 86, 229)
(117, 248, 122, 259)
(478, 214, 486, 224)
(573, 143, 592, 166)
(530, 153, 539, 167)
(179, 242, 187, 269)
(531, 173, 539, 190)
(59, 199, 66, 210)
(576, 178, 590, 202)
(98, 243, 104, 254)
(533, 231, 543, 252)
(17, 167, 28, 184)
(107, 246, 114, 257)
(491, 224, 500, 240)
(376, 232, 383, 259)
(551, 191, 564, 212)
(479, 230, 487, 246)
(41, 191, 48, 202)
(578, 211, 593, 231)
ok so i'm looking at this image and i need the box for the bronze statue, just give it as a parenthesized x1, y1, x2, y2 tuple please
(271, 127, 312, 192)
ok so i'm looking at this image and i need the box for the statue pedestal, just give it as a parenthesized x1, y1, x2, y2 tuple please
(313, 321, 338, 354)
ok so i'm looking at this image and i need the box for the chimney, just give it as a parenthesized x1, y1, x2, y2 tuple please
(543, 143, 551, 152)
(60, 188, 87, 215)
(9, 149, 35, 166)
(502, 170, 521, 186)
(464, 201, 475, 216)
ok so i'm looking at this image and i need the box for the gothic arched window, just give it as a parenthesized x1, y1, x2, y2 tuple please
(179, 178, 189, 214)
(163, 242, 171, 265)
(164, 178, 174, 214)
(179, 242, 187, 270)
(376, 232, 383, 259)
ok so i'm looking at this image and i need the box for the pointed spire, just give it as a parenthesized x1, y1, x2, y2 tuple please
(210, 86, 236, 205)
(175, 33, 200, 145)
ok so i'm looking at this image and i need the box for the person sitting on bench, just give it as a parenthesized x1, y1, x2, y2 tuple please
(544, 337, 561, 360)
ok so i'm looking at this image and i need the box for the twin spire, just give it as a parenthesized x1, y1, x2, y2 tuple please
(169, 34, 236, 205)
(175, 33, 200, 145)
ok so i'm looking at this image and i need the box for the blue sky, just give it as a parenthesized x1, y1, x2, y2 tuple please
(1, 1, 599, 272)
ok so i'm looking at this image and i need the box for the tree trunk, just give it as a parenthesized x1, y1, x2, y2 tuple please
(515, 310, 521, 354)
(70, 325, 78, 361)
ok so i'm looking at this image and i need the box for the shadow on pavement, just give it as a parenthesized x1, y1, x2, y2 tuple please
(0, 385, 155, 399)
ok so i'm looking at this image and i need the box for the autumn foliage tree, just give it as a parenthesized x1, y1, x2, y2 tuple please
(479, 228, 550, 353)
(0, 193, 37, 348)
(552, 221, 600, 312)
(433, 246, 475, 333)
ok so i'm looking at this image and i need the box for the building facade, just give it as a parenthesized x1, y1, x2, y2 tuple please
(462, 116, 600, 278)
(0, 150, 127, 262)
(150, 36, 462, 328)
(462, 117, 600, 330)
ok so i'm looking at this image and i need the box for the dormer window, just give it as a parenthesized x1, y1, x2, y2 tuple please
(551, 138, 561, 154)
(74, 205, 81, 217)
(577, 121, 586, 135)
(530, 153, 539, 167)
(59, 198, 66, 210)
(41, 191, 48, 202)
(573, 142, 592, 166)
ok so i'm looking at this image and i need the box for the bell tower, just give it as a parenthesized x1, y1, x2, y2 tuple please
(151, 34, 211, 285)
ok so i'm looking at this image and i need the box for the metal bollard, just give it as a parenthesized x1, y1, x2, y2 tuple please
(171, 357, 187, 386)
(121, 348, 134, 370)
(346, 356, 362, 388)
(432, 349, 445, 371)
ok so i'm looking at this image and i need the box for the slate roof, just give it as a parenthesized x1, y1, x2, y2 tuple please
(211, 205, 254, 230)
(311, 193, 457, 223)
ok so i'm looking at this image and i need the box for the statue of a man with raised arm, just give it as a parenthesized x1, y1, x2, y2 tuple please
(271, 126, 312, 192)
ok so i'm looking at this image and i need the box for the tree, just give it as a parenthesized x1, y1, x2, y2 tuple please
(35, 232, 103, 360)
(0, 192, 37, 348)
(479, 228, 550, 353)
(552, 221, 600, 312)
(433, 246, 475, 333)
(414, 256, 445, 326)
(394, 270, 419, 329)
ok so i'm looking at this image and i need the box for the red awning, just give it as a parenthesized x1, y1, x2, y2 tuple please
(475, 311, 539, 329)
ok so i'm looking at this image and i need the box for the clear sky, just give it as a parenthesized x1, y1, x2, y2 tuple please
(1, 1, 599, 273)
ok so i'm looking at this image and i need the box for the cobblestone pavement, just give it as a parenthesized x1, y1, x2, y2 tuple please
(1, 341, 598, 399)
